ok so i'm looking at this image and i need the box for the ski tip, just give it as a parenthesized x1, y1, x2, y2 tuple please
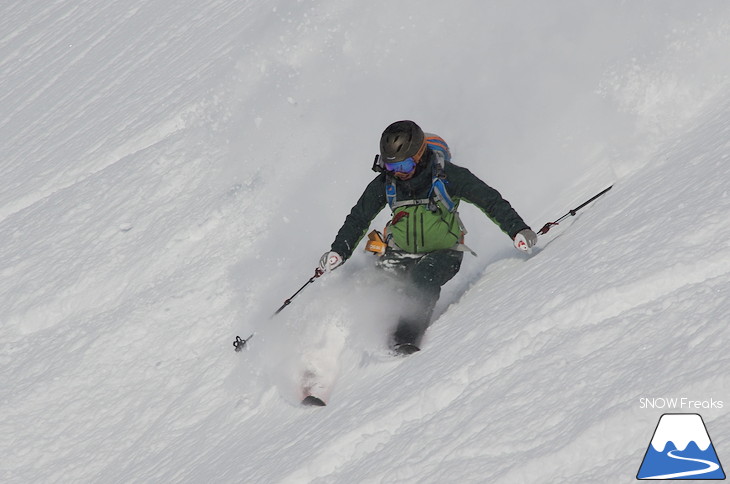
(302, 395, 327, 407)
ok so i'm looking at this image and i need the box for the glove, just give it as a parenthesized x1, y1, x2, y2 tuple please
(513, 229, 538, 252)
(319, 251, 344, 272)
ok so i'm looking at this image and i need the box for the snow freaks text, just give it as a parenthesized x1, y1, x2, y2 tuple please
(639, 398, 724, 410)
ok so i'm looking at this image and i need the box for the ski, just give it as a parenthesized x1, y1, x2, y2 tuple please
(393, 343, 421, 356)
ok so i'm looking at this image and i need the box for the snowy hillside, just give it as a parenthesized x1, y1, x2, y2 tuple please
(1, 1, 729, 483)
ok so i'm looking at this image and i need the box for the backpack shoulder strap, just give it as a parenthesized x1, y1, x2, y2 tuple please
(385, 176, 397, 209)
(429, 151, 456, 213)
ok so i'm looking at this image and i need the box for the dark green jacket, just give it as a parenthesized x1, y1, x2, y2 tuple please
(331, 150, 530, 259)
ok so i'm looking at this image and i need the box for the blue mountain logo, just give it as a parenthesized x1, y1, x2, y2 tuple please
(637, 413, 725, 480)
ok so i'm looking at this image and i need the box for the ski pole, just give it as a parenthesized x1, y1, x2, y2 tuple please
(273, 267, 325, 315)
(233, 267, 325, 352)
(536, 185, 613, 235)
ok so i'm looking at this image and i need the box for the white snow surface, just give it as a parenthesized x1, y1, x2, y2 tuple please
(2, 1, 729, 483)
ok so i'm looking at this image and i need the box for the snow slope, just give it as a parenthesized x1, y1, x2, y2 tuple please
(1, 1, 729, 483)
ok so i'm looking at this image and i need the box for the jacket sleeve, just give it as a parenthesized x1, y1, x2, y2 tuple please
(330, 174, 387, 260)
(447, 163, 530, 239)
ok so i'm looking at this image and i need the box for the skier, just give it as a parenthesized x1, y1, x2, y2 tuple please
(319, 120, 537, 355)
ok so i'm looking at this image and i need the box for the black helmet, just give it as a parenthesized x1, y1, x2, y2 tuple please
(379, 120, 425, 163)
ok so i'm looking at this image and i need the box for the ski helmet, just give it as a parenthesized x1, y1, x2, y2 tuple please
(379, 120, 426, 163)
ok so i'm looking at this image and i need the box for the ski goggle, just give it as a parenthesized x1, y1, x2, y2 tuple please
(384, 157, 417, 174)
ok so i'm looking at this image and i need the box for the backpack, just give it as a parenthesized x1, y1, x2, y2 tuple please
(372, 135, 472, 254)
